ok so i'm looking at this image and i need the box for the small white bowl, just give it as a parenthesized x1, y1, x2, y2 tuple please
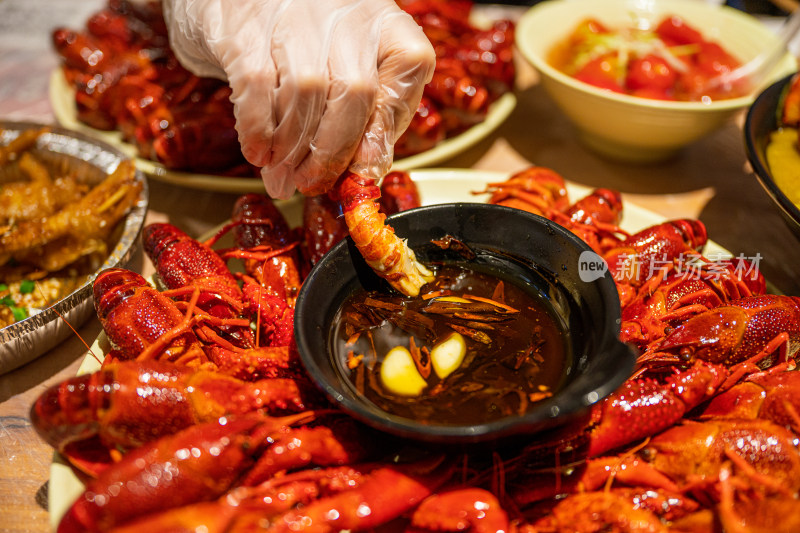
(516, 0, 797, 162)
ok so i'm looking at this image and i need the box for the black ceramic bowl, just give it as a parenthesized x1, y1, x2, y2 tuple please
(294, 203, 635, 444)
(744, 72, 800, 241)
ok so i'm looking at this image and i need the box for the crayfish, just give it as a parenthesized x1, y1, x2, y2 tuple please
(53, 0, 516, 175)
(31, 164, 800, 532)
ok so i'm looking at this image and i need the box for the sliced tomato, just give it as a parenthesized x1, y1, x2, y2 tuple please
(654, 15, 704, 46)
(693, 41, 741, 77)
(573, 54, 624, 93)
(676, 41, 745, 100)
(676, 69, 707, 100)
(625, 54, 678, 94)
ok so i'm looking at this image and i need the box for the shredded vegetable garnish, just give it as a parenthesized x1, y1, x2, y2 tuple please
(568, 30, 690, 85)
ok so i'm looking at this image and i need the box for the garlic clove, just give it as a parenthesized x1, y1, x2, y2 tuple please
(431, 332, 466, 379)
(380, 346, 427, 396)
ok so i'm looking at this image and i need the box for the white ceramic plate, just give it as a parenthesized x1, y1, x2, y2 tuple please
(47, 168, 728, 528)
(49, 69, 517, 194)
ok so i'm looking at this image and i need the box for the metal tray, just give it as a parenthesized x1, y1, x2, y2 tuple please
(0, 121, 148, 374)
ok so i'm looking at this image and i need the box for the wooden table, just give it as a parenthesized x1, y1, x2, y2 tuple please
(2, 2, 799, 532)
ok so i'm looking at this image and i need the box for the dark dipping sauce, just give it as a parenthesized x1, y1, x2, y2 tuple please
(330, 264, 569, 426)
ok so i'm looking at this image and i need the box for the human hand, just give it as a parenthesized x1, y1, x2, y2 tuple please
(163, 0, 435, 198)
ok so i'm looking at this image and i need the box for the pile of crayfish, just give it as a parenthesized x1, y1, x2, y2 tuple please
(53, 0, 515, 175)
(393, 0, 516, 157)
(32, 167, 800, 532)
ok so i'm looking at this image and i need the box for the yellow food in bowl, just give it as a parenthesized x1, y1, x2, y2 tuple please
(766, 128, 800, 208)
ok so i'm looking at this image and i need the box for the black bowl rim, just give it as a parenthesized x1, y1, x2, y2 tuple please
(294, 202, 635, 443)
(744, 72, 800, 233)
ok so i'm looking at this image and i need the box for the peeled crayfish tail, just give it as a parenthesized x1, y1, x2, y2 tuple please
(334, 172, 433, 297)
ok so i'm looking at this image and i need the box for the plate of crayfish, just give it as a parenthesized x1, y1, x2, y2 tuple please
(49, 0, 518, 194)
(37, 166, 800, 532)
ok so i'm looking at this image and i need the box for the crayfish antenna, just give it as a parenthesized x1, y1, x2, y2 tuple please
(45, 281, 101, 364)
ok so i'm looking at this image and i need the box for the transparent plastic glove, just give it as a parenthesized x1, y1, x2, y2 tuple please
(163, 0, 435, 199)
